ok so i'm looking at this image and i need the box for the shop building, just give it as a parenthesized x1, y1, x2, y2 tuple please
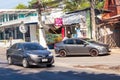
(0, 9, 39, 46)
(97, 0, 120, 48)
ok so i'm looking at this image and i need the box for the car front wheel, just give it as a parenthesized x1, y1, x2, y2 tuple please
(90, 49, 99, 57)
(59, 50, 67, 57)
(22, 58, 29, 68)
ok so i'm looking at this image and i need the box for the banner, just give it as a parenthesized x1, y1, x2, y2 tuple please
(54, 18, 63, 27)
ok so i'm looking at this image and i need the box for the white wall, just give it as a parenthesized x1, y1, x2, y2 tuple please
(30, 24, 38, 42)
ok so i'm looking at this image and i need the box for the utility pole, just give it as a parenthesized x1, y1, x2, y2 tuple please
(90, 0, 96, 40)
(37, 0, 47, 48)
(37, 0, 43, 26)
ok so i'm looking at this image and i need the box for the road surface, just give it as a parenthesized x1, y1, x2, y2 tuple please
(0, 47, 120, 80)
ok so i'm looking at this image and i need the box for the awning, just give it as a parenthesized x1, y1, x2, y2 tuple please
(62, 12, 86, 25)
(102, 15, 120, 24)
(97, 15, 120, 27)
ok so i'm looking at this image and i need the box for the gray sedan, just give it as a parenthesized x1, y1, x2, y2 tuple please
(6, 42, 54, 68)
(54, 38, 110, 57)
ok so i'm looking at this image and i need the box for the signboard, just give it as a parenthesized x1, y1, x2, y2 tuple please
(54, 18, 63, 27)
(19, 23, 28, 33)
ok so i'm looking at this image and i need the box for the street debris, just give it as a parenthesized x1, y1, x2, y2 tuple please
(74, 65, 120, 72)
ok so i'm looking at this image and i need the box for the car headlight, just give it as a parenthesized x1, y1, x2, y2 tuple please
(49, 53, 53, 56)
(97, 46, 105, 50)
(29, 54, 38, 58)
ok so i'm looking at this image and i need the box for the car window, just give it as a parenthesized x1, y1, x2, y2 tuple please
(23, 43, 44, 50)
(75, 39, 85, 45)
(82, 38, 97, 43)
(10, 44, 17, 49)
(16, 44, 23, 50)
(64, 39, 74, 44)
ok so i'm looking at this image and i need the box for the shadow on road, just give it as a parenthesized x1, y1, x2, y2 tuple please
(14, 64, 55, 68)
(0, 67, 120, 80)
(56, 54, 110, 58)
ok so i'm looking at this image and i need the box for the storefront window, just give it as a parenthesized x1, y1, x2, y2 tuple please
(9, 14, 14, 21)
(13, 14, 18, 20)
(0, 32, 3, 40)
(19, 14, 25, 18)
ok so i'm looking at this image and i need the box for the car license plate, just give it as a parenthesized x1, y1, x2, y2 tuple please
(42, 59, 48, 62)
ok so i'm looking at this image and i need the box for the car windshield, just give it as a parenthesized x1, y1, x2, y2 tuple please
(23, 43, 45, 50)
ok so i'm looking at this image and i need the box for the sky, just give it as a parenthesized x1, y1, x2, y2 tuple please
(0, 0, 31, 9)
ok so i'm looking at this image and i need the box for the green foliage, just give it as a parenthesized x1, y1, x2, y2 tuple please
(42, 0, 61, 8)
(95, 0, 105, 9)
(46, 34, 62, 44)
(63, 0, 105, 12)
(28, 0, 61, 9)
(28, 0, 37, 9)
(15, 3, 28, 9)
(15, 0, 105, 11)
(54, 36, 62, 43)
(63, 0, 90, 12)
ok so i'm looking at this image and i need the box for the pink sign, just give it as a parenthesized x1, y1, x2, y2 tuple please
(54, 18, 63, 26)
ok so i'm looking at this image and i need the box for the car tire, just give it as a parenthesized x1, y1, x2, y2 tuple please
(90, 49, 99, 57)
(22, 58, 29, 68)
(8, 56, 13, 65)
(59, 50, 67, 57)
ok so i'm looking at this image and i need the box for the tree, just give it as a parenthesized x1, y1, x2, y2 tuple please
(63, 0, 105, 12)
(15, 0, 105, 11)
(28, 0, 62, 9)
(63, 0, 90, 12)
(96, 0, 105, 9)
(15, 3, 28, 9)
(28, 0, 37, 9)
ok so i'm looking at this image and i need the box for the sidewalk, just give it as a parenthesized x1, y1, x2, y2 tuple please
(110, 48, 120, 54)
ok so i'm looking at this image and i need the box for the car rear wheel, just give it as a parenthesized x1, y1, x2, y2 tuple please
(59, 50, 67, 57)
(22, 58, 29, 68)
(8, 56, 13, 65)
(90, 49, 99, 57)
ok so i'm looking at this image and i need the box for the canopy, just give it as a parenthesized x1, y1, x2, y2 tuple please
(62, 12, 87, 25)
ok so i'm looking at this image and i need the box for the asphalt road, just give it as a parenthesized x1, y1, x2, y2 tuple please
(0, 63, 120, 80)
(55, 53, 120, 66)
(0, 48, 120, 80)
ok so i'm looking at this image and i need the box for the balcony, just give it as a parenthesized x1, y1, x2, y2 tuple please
(0, 16, 38, 27)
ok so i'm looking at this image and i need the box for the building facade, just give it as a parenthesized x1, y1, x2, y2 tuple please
(102, 0, 120, 19)
(0, 9, 39, 46)
(98, 0, 120, 48)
